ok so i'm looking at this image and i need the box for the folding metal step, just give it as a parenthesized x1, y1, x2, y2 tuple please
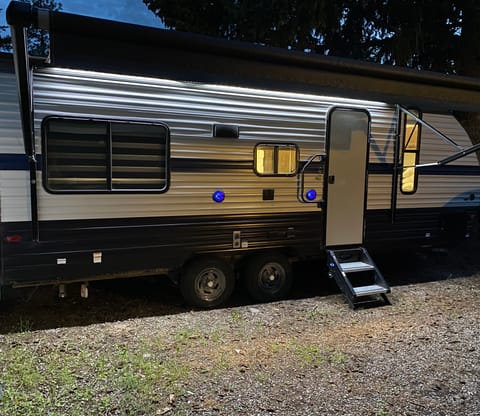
(353, 284, 389, 297)
(326, 247, 391, 309)
(339, 261, 374, 273)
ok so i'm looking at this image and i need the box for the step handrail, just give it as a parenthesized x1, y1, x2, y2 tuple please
(297, 153, 326, 203)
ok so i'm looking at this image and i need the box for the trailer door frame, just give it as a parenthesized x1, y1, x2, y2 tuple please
(324, 107, 370, 247)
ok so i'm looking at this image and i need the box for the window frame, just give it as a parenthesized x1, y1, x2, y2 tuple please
(253, 142, 299, 177)
(400, 109, 422, 195)
(41, 116, 170, 194)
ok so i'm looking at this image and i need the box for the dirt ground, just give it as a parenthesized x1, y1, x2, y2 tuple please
(0, 241, 479, 415)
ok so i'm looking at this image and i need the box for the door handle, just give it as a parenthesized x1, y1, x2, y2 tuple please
(328, 175, 335, 184)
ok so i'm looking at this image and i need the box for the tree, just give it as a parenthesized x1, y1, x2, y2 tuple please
(372, 1, 480, 75)
(0, 8, 12, 52)
(371, 1, 480, 152)
(450, 1, 480, 150)
(142, 0, 479, 75)
(143, 0, 480, 154)
(0, 1, 63, 55)
(27, 0, 63, 56)
(143, 0, 329, 51)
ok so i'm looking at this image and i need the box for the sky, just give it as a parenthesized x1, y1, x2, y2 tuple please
(0, 0, 164, 29)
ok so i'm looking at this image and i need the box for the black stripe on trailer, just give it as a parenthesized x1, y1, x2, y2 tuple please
(2, 155, 480, 176)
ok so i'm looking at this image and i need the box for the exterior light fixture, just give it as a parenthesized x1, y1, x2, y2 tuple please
(306, 189, 317, 201)
(212, 190, 225, 203)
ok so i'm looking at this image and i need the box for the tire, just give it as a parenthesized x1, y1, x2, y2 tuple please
(244, 252, 293, 302)
(180, 257, 235, 308)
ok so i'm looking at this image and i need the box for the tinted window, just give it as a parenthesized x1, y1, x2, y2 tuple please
(44, 118, 168, 192)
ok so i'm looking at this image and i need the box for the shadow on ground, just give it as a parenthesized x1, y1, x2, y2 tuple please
(1, 240, 479, 334)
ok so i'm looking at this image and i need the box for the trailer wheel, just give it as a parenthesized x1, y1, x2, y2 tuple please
(244, 252, 293, 302)
(180, 257, 234, 308)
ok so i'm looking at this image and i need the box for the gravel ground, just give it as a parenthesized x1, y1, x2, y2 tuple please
(166, 276, 479, 415)
(0, 243, 479, 415)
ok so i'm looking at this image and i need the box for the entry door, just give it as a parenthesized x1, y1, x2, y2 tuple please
(325, 108, 370, 247)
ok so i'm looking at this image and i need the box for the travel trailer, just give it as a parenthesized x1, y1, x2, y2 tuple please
(2, 1, 480, 308)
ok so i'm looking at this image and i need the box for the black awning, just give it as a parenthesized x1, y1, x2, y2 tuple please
(0, 52, 14, 73)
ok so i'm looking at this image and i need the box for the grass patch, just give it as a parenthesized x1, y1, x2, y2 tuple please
(294, 344, 326, 367)
(174, 327, 201, 349)
(17, 316, 34, 333)
(230, 310, 243, 323)
(0, 339, 190, 416)
(293, 344, 347, 368)
(305, 306, 329, 321)
(0, 313, 347, 414)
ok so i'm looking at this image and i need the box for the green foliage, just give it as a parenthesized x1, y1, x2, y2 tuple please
(294, 344, 325, 367)
(230, 310, 243, 323)
(142, 0, 480, 76)
(143, 0, 336, 53)
(0, 340, 190, 415)
(293, 344, 347, 368)
(27, 0, 63, 56)
(0, 8, 12, 52)
(0, 2, 63, 55)
(17, 316, 34, 333)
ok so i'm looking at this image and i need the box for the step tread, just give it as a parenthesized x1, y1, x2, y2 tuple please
(340, 261, 374, 272)
(353, 284, 389, 297)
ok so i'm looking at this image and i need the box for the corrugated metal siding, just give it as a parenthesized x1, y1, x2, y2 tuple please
(28, 67, 480, 221)
(0, 72, 30, 223)
(0, 72, 24, 154)
(35, 171, 320, 220)
(398, 175, 480, 208)
(368, 174, 480, 210)
(33, 68, 394, 158)
(0, 171, 31, 222)
(33, 68, 327, 160)
(31, 67, 391, 221)
(369, 107, 397, 164)
(367, 175, 392, 210)
(419, 113, 478, 165)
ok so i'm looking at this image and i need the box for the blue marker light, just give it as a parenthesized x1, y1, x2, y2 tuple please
(212, 190, 225, 203)
(306, 189, 317, 201)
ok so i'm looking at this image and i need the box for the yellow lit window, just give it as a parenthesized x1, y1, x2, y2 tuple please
(254, 144, 298, 176)
(401, 110, 421, 194)
(278, 147, 297, 174)
(401, 152, 417, 193)
(256, 146, 275, 175)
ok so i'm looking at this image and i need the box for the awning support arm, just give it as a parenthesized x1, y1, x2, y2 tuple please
(414, 142, 480, 167)
(397, 105, 464, 151)
(397, 105, 480, 168)
(390, 105, 401, 224)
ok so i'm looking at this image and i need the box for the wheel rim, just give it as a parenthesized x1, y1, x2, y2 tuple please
(194, 267, 227, 302)
(257, 262, 286, 294)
